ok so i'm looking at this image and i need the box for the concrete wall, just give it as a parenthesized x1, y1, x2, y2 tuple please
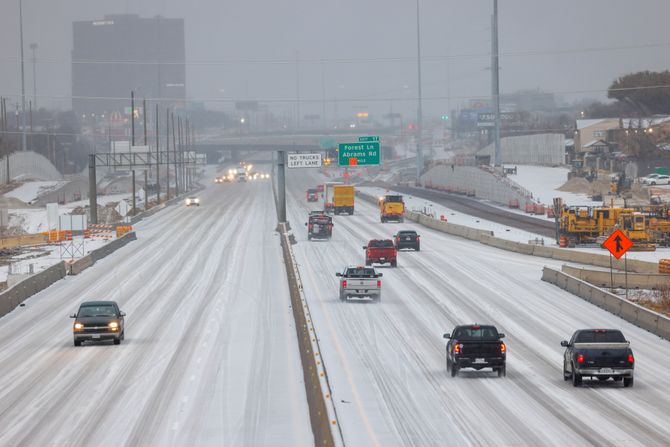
(562, 265, 670, 289)
(0, 261, 67, 318)
(478, 133, 565, 165)
(542, 267, 670, 340)
(420, 165, 535, 208)
(0, 151, 63, 182)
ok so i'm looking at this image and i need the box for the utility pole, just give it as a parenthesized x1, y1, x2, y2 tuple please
(166, 108, 170, 200)
(131, 91, 136, 216)
(143, 98, 148, 209)
(295, 52, 300, 130)
(178, 116, 184, 192)
(1, 98, 8, 183)
(19, 0, 27, 151)
(172, 112, 179, 197)
(155, 104, 160, 204)
(30, 43, 37, 109)
(492, 0, 502, 167)
(321, 60, 327, 129)
(89, 154, 97, 224)
(415, 0, 424, 184)
(29, 100, 32, 150)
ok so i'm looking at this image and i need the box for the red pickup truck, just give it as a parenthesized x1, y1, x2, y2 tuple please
(363, 239, 398, 267)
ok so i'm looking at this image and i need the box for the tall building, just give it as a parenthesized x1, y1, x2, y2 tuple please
(72, 14, 185, 116)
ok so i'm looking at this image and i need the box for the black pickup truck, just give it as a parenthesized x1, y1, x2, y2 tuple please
(561, 329, 635, 387)
(444, 324, 506, 377)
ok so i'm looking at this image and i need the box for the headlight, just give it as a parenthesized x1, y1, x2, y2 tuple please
(194, 199, 200, 203)
(109, 321, 119, 331)
(74, 322, 84, 331)
(186, 199, 191, 204)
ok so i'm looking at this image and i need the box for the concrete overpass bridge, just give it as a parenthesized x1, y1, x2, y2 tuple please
(194, 128, 398, 162)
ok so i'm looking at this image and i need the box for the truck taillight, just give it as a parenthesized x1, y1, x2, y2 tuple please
(417, 236, 421, 241)
(377, 280, 381, 287)
(342, 280, 347, 288)
(454, 343, 462, 354)
(577, 354, 585, 364)
(396, 236, 400, 241)
(628, 354, 635, 364)
(500, 342, 506, 354)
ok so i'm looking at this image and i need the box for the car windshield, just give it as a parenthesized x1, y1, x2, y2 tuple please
(346, 268, 377, 278)
(398, 231, 417, 236)
(453, 326, 499, 340)
(385, 195, 403, 203)
(575, 330, 625, 343)
(370, 240, 394, 248)
(78, 305, 117, 317)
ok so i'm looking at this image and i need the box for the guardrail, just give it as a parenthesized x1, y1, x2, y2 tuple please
(277, 222, 342, 446)
(542, 267, 670, 340)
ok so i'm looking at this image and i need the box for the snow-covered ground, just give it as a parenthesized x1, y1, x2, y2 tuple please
(287, 169, 670, 446)
(5, 181, 69, 204)
(0, 178, 312, 446)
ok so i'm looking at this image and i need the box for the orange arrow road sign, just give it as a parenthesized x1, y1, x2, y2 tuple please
(602, 229, 634, 259)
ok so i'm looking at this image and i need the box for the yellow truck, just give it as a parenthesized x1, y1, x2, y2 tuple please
(379, 194, 405, 223)
(332, 185, 355, 215)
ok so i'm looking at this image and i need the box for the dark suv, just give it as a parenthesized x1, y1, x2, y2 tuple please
(71, 301, 126, 346)
(394, 230, 420, 251)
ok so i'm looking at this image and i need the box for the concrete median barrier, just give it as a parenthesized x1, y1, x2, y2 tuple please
(278, 223, 339, 446)
(89, 231, 137, 263)
(68, 255, 93, 275)
(542, 267, 670, 341)
(0, 261, 67, 318)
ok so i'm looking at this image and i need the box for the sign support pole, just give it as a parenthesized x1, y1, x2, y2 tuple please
(609, 253, 614, 292)
(624, 252, 629, 301)
(278, 150, 286, 223)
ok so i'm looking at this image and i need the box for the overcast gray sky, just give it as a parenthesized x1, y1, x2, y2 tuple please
(1, 0, 669, 121)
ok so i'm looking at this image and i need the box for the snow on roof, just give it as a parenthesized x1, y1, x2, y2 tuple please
(576, 119, 609, 130)
(583, 139, 609, 148)
(620, 116, 670, 129)
(564, 138, 574, 146)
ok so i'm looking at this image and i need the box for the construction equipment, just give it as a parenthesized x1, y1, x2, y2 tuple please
(558, 205, 655, 250)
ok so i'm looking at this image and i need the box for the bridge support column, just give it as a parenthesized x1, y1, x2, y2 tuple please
(278, 150, 286, 223)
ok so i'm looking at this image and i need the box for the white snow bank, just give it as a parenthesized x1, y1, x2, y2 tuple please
(5, 181, 68, 204)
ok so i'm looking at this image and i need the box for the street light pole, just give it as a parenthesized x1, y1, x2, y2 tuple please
(492, 0, 502, 167)
(30, 43, 37, 109)
(415, 0, 424, 184)
(19, 0, 27, 151)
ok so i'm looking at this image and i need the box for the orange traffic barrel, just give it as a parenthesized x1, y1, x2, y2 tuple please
(559, 236, 568, 248)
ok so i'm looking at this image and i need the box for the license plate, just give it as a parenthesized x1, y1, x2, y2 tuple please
(599, 368, 613, 374)
(380, 258, 386, 261)
(405, 237, 411, 240)
(474, 358, 486, 364)
(92, 334, 101, 339)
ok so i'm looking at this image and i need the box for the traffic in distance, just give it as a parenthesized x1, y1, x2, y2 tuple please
(303, 182, 638, 386)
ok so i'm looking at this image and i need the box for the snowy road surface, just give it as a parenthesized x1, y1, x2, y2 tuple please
(0, 178, 312, 446)
(288, 169, 670, 447)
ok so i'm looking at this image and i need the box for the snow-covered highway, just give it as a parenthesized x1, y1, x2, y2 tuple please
(287, 170, 670, 447)
(0, 177, 312, 446)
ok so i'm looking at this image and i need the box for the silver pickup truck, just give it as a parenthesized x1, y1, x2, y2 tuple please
(336, 266, 383, 302)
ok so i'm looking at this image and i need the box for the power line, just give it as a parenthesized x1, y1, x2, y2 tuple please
(3, 83, 670, 105)
(1, 42, 669, 67)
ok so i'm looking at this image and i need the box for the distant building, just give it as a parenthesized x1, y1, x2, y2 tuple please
(501, 90, 556, 112)
(72, 14, 185, 116)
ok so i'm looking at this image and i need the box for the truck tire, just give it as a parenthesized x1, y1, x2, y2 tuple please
(391, 260, 397, 267)
(446, 357, 451, 372)
(623, 376, 634, 388)
(416, 245, 420, 252)
(497, 365, 506, 377)
(563, 362, 570, 381)
(339, 291, 346, 302)
(451, 363, 458, 377)
(308, 235, 312, 240)
(74, 339, 81, 347)
(380, 216, 385, 223)
(114, 337, 121, 345)
(571, 365, 582, 387)
(399, 217, 404, 223)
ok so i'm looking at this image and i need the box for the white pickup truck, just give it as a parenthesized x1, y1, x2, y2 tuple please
(336, 266, 383, 302)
